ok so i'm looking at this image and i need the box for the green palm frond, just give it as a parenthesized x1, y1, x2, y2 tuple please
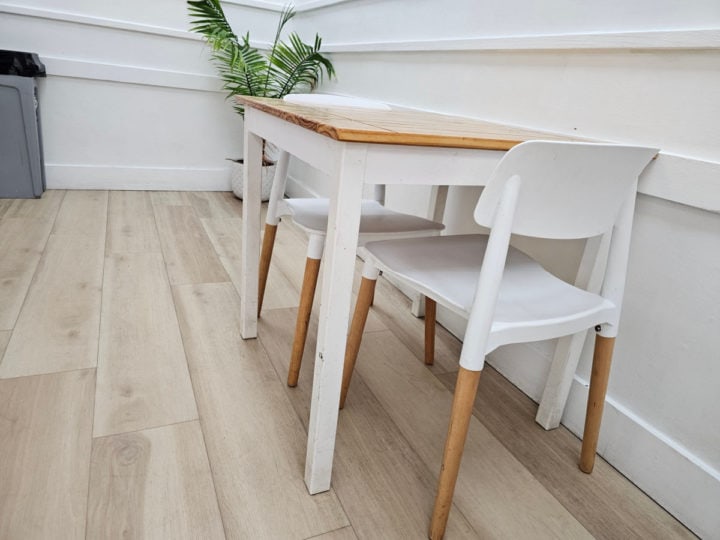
(268, 32, 335, 98)
(262, 5, 297, 96)
(187, 0, 236, 47)
(215, 32, 268, 113)
(187, 0, 335, 116)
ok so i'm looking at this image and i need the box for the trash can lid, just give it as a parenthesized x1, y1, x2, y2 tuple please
(0, 50, 46, 77)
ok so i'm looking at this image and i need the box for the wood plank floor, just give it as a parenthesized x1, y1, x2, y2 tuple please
(0, 190, 695, 540)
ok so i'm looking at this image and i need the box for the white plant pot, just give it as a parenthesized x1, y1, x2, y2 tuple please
(230, 160, 276, 202)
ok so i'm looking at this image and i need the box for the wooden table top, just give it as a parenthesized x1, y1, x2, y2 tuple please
(239, 96, 576, 151)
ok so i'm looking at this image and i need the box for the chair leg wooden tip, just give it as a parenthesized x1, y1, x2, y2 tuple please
(424, 297, 436, 366)
(258, 223, 279, 318)
(286, 256, 321, 390)
(578, 454, 595, 474)
(340, 276, 377, 409)
(429, 516, 447, 540)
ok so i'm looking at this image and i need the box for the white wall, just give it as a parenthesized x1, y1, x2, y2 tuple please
(287, 1, 720, 537)
(0, 1, 255, 189)
(1, 0, 717, 536)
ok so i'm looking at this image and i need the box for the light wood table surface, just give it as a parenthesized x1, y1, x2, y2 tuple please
(238, 96, 582, 494)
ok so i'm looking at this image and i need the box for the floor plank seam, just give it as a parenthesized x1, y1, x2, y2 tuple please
(255, 311, 320, 443)
(0, 191, 67, 362)
(168, 283, 230, 540)
(302, 524, 355, 540)
(0, 365, 97, 382)
(90, 417, 203, 441)
(160, 195, 231, 530)
(149, 191, 180, 288)
(84, 369, 99, 540)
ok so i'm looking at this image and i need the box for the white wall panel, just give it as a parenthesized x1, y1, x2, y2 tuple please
(294, 0, 720, 42)
(322, 51, 720, 161)
(10, 0, 194, 28)
(595, 196, 720, 467)
(0, 1, 265, 190)
(39, 77, 242, 167)
(0, 10, 212, 75)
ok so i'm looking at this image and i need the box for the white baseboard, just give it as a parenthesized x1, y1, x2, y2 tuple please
(284, 173, 321, 198)
(46, 164, 231, 191)
(563, 377, 719, 539)
(453, 328, 719, 539)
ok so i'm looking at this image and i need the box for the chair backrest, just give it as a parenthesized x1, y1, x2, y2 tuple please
(474, 141, 658, 240)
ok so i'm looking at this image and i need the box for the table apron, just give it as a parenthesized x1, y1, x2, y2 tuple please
(246, 108, 505, 187)
(363, 144, 505, 186)
(245, 108, 344, 177)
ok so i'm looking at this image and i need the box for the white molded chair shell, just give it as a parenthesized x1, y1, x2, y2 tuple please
(475, 141, 658, 239)
(279, 198, 444, 239)
(362, 141, 658, 371)
(363, 234, 615, 358)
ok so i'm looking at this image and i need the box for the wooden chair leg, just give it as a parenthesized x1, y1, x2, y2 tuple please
(579, 335, 615, 473)
(258, 223, 278, 318)
(287, 257, 321, 387)
(430, 367, 482, 540)
(339, 276, 377, 409)
(424, 297, 436, 366)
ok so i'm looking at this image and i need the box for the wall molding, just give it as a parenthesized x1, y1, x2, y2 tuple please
(46, 164, 231, 191)
(563, 375, 719, 538)
(0, 0, 356, 35)
(6, 3, 716, 54)
(323, 28, 720, 53)
(0, 3, 275, 53)
(0, 3, 201, 42)
(224, 0, 357, 12)
(285, 173, 321, 198)
(640, 153, 720, 213)
(42, 56, 221, 93)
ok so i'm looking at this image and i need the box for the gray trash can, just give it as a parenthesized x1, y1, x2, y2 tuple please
(0, 50, 46, 199)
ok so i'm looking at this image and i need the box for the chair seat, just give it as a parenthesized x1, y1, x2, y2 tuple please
(278, 198, 445, 237)
(364, 234, 615, 352)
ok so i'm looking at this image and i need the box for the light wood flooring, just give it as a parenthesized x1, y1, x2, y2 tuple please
(0, 190, 694, 539)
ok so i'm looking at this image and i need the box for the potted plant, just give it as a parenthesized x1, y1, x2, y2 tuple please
(188, 0, 335, 200)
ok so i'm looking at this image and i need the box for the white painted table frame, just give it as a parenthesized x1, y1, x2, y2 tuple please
(240, 105, 601, 494)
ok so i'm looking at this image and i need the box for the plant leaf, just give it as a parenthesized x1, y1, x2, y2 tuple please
(187, 0, 336, 114)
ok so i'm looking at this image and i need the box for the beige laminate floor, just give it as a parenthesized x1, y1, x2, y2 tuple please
(0, 190, 695, 539)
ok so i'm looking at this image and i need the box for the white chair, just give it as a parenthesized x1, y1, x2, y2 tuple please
(340, 141, 657, 539)
(258, 94, 445, 387)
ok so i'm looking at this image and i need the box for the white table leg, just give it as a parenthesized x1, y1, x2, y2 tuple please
(240, 129, 263, 339)
(305, 144, 366, 494)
